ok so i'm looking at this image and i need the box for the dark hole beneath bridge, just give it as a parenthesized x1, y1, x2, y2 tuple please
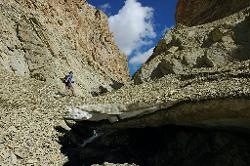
(57, 125, 250, 166)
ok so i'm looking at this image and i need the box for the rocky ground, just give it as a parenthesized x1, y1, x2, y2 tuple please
(0, 69, 69, 165)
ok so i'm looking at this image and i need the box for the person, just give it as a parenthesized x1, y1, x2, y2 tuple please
(64, 71, 75, 96)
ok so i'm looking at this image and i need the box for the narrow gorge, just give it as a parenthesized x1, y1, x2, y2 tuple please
(0, 0, 250, 166)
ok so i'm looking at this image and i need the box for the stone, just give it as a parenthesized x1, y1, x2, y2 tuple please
(168, 46, 179, 54)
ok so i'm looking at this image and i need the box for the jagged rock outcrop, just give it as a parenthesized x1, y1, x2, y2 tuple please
(133, 5, 250, 83)
(176, 0, 250, 26)
(0, 0, 129, 96)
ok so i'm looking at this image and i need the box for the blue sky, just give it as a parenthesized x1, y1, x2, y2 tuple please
(87, 0, 177, 76)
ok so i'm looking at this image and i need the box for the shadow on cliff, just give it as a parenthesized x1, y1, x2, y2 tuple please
(232, 14, 250, 60)
(57, 124, 250, 166)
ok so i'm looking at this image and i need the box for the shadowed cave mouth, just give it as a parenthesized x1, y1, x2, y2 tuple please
(58, 124, 250, 166)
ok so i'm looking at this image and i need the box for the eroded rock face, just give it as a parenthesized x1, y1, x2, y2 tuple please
(176, 0, 250, 26)
(0, 0, 129, 96)
(134, 6, 250, 83)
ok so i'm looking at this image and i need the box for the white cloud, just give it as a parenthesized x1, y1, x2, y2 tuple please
(129, 47, 154, 65)
(99, 3, 111, 13)
(108, 0, 156, 55)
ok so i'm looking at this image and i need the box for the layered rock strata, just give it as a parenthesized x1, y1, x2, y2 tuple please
(176, 0, 250, 26)
(0, 0, 129, 96)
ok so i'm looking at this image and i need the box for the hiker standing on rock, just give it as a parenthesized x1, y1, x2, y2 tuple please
(64, 71, 75, 96)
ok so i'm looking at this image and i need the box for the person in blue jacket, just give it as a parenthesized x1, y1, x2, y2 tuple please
(64, 71, 75, 96)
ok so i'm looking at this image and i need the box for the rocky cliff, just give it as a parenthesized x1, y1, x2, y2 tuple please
(133, 3, 250, 83)
(176, 0, 250, 26)
(0, 0, 129, 96)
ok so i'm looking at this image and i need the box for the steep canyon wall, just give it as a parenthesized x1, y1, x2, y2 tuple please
(0, 0, 130, 96)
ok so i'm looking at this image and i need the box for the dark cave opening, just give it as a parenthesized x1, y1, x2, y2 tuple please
(58, 124, 250, 166)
